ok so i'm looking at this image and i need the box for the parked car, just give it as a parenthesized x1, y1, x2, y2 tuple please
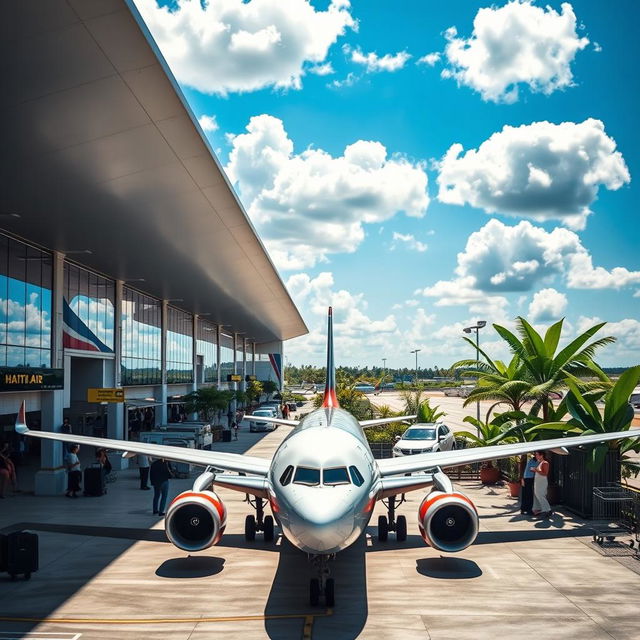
(353, 383, 376, 394)
(249, 409, 277, 432)
(392, 423, 456, 457)
(261, 402, 283, 418)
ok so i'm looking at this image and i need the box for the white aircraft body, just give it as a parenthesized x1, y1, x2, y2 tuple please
(16, 308, 640, 606)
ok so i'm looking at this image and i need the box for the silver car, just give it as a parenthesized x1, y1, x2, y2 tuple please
(249, 409, 277, 432)
(392, 423, 456, 457)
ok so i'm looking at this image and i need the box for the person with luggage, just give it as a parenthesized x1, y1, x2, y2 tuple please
(138, 454, 150, 490)
(95, 448, 114, 483)
(64, 444, 82, 498)
(520, 454, 537, 515)
(150, 458, 174, 516)
(0, 453, 10, 498)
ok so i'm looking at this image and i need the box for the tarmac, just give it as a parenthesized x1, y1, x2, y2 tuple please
(1, 406, 640, 640)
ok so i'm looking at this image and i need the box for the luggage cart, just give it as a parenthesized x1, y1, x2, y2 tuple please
(591, 485, 636, 546)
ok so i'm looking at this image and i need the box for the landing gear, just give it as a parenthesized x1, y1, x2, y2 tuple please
(378, 495, 407, 542)
(243, 496, 275, 542)
(309, 555, 335, 607)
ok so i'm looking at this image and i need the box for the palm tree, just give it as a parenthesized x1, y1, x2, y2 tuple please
(416, 399, 445, 423)
(492, 317, 614, 420)
(400, 389, 425, 414)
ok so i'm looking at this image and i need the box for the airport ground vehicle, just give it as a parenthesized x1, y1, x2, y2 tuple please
(249, 409, 278, 432)
(392, 423, 456, 457)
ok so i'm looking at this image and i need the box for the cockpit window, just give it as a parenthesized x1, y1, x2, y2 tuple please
(279, 465, 294, 486)
(349, 466, 364, 487)
(323, 467, 350, 486)
(293, 466, 320, 486)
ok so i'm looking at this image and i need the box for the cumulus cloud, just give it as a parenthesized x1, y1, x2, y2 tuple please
(417, 52, 441, 66)
(453, 219, 640, 292)
(576, 316, 640, 364)
(391, 232, 428, 253)
(198, 114, 218, 133)
(441, 1, 589, 102)
(437, 119, 630, 230)
(528, 288, 568, 322)
(348, 46, 411, 72)
(133, 0, 354, 95)
(226, 115, 429, 269)
(308, 62, 335, 76)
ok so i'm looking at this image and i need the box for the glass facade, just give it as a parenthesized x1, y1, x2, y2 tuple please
(0, 235, 52, 368)
(236, 340, 245, 376)
(121, 288, 161, 386)
(196, 319, 217, 383)
(167, 307, 193, 384)
(63, 262, 114, 352)
(219, 332, 234, 382)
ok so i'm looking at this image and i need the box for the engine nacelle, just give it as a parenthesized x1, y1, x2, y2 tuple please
(418, 491, 478, 553)
(165, 490, 227, 552)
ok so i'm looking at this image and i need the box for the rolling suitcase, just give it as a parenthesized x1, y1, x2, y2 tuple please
(83, 463, 106, 496)
(0, 531, 38, 580)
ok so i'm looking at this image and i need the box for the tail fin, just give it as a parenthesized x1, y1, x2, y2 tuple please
(15, 400, 28, 434)
(322, 307, 339, 408)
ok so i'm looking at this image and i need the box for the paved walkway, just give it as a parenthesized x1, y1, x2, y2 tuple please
(0, 414, 639, 639)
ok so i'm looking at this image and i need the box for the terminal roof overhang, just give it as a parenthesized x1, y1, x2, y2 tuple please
(0, 0, 308, 344)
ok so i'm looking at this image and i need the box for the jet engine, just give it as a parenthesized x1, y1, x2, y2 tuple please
(418, 491, 478, 553)
(165, 490, 227, 552)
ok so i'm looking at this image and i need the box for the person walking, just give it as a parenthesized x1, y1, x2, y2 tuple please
(65, 444, 82, 498)
(520, 454, 537, 515)
(138, 454, 150, 490)
(150, 458, 173, 516)
(532, 450, 552, 518)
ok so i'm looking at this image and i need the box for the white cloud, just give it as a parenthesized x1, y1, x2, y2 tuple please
(309, 62, 335, 76)
(576, 316, 640, 364)
(226, 114, 429, 269)
(391, 232, 428, 253)
(593, 42, 603, 53)
(133, 0, 354, 95)
(528, 288, 568, 322)
(417, 52, 441, 66)
(441, 1, 589, 103)
(453, 219, 640, 292)
(349, 46, 411, 72)
(437, 119, 630, 230)
(329, 72, 357, 88)
(198, 114, 218, 133)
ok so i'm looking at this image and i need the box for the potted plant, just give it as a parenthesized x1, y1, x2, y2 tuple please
(504, 456, 521, 497)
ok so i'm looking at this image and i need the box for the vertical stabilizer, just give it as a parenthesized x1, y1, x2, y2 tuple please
(15, 400, 28, 433)
(322, 307, 339, 408)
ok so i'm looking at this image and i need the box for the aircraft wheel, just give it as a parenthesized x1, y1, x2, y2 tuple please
(244, 514, 256, 541)
(378, 515, 388, 542)
(396, 515, 407, 542)
(309, 578, 320, 606)
(263, 515, 274, 542)
(325, 578, 335, 607)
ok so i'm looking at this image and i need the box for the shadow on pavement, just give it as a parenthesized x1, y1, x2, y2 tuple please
(416, 556, 482, 579)
(156, 555, 225, 578)
(264, 536, 368, 639)
(1, 521, 169, 543)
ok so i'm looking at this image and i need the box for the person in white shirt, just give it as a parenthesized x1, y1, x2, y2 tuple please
(138, 454, 150, 490)
(64, 444, 82, 498)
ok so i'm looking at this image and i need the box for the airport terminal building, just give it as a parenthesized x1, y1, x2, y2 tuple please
(0, 0, 307, 493)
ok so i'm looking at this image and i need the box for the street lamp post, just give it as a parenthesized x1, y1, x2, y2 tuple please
(463, 321, 487, 427)
(410, 349, 421, 387)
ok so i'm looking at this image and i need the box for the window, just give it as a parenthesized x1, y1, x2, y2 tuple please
(121, 288, 161, 386)
(293, 467, 320, 486)
(323, 467, 350, 486)
(167, 307, 193, 383)
(63, 262, 114, 352)
(196, 319, 217, 382)
(349, 466, 364, 487)
(403, 428, 436, 440)
(219, 332, 234, 383)
(0, 235, 52, 368)
(279, 465, 294, 486)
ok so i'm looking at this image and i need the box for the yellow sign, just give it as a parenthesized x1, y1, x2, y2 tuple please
(87, 388, 125, 403)
(227, 374, 242, 382)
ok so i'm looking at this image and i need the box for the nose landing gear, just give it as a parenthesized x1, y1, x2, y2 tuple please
(309, 555, 335, 607)
(244, 496, 275, 542)
(377, 495, 407, 542)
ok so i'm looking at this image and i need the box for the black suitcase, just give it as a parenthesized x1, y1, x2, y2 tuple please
(0, 531, 38, 580)
(83, 464, 106, 496)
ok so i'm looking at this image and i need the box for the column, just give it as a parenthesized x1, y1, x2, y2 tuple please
(191, 314, 198, 420)
(159, 300, 168, 425)
(216, 324, 221, 387)
(35, 251, 65, 495)
(241, 337, 247, 392)
(252, 342, 256, 377)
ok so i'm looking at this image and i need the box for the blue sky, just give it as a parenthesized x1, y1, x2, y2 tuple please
(134, 0, 639, 369)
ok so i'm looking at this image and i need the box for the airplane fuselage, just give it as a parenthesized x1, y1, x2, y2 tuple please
(266, 406, 379, 555)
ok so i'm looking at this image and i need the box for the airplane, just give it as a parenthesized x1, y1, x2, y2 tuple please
(15, 307, 640, 607)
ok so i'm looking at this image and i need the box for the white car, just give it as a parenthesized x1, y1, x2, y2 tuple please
(249, 409, 277, 432)
(392, 423, 456, 457)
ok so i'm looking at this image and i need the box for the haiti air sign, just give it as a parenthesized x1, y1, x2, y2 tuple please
(0, 367, 64, 392)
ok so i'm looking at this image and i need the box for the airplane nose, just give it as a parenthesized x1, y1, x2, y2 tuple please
(288, 501, 354, 553)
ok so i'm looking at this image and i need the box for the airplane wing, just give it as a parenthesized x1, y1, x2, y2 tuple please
(16, 422, 271, 477)
(359, 415, 416, 428)
(377, 428, 640, 478)
(244, 415, 299, 428)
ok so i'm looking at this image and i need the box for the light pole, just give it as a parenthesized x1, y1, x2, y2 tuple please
(410, 349, 421, 387)
(463, 321, 487, 427)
